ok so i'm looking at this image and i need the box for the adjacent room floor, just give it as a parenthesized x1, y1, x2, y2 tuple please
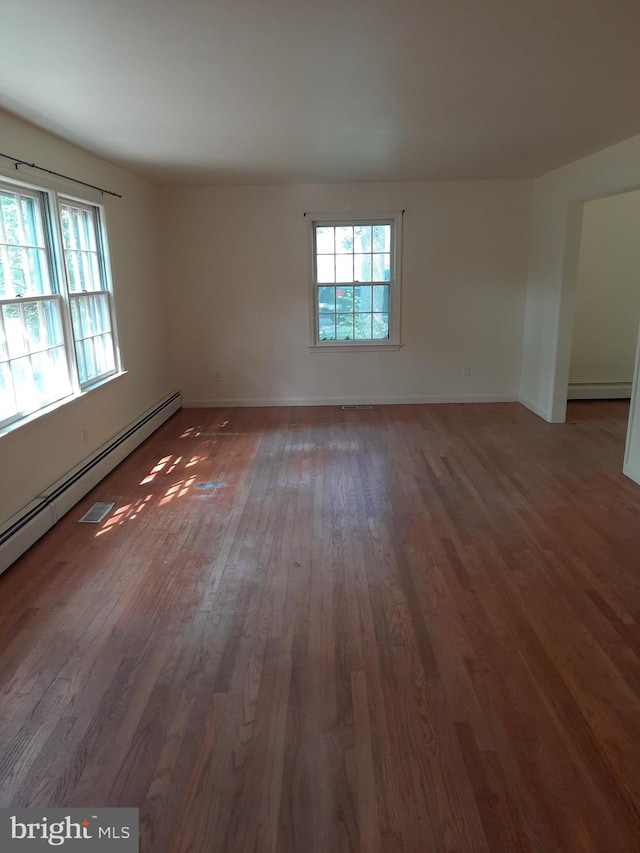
(1, 401, 639, 852)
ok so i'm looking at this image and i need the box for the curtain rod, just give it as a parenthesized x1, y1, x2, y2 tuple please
(0, 151, 122, 198)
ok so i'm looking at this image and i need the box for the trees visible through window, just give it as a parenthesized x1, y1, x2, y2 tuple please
(0, 180, 119, 429)
(309, 215, 401, 347)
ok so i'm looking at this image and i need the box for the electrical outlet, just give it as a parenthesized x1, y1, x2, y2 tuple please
(82, 428, 89, 443)
(463, 366, 471, 377)
(215, 371, 222, 382)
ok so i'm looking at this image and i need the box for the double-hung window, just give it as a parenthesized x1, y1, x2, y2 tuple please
(59, 200, 116, 385)
(309, 212, 402, 349)
(0, 178, 119, 430)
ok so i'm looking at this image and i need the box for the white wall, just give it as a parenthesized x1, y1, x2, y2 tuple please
(520, 134, 640, 422)
(161, 181, 531, 406)
(0, 110, 173, 527)
(569, 190, 640, 390)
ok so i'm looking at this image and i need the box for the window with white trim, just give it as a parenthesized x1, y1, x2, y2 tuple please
(309, 213, 402, 348)
(0, 178, 119, 429)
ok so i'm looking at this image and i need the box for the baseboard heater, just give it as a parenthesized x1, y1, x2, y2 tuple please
(0, 390, 182, 577)
(568, 382, 632, 400)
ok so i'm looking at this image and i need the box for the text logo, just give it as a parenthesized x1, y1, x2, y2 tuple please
(0, 809, 138, 850)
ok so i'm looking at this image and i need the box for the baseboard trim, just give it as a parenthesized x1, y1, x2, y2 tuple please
(568, 382, 632, 400)
(183, 394, 519, 408)
(518, 398, 552, 422)
(623, 462, 640, 486)
(0, 390, 182, 576)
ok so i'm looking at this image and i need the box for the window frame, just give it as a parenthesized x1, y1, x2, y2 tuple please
(307, 211, 403, 351)
(58, 196, 120, 390)
(0, 173, 121, 432)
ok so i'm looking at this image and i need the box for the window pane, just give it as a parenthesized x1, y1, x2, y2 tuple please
(60, 203, 101, 294)
(60, 206, 72, 249)
(66, 251, 78, 291)
(354, 225, 371, 253)
(49, 346, 70, 398)
(354, 254, 372, 282)
(97, 293, 111, 332)
(23, 301, 44, 352)
(373, 285, 390, 313)
(373, 253, 391, 281)
(335, 226, 353, 254)
(96, 294, 107, 332)
(27, 249, 50, 295)
(1, 194, 20, 244)
(70, 293, 114, 384)
(336, 313, 354, 340)
(335, 286, 353, 312)
(83, 337, 97, 381)
(8, 247, 27, 295)
(76, 251, 99, 291)
(43, 300, 64, 347)
(11, 355, 35, 411)
(318, 286, 335, 312)
(0, 190, 51, 297)
(372, 313, 389, 339)
(0, 316, 7, 360)
(60, 204, 98, 252)
(96, 333, 115, 374)
(372, 224, 390, 252)
(75, 339, 87, 384)
(316, 226, 334, 254)
(70, 297, 80, 338)
(0, 362, 16, 421)
(31, 351, 52, 401)
(78, 296, 90, 337)
(317, 255, 335, 283)
(20, 197, 39, 245)
(3, 304, 27, 357)
(318, 314, 336, 341)
(354, 285, 372, 312)
(336, 254, 353, 282)
(26, 346, 70, 406)
(354, 314, 372, 340)
(89, 252, 101, 289)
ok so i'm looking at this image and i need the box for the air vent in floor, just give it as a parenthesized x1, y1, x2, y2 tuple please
(78, 502, 115, 523)
(342, 405, 372, 410)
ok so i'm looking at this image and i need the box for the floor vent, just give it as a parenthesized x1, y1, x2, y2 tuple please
(78, 502, 115, 523)
(342, 405, 373, 410)
(1, 390, 181, 577)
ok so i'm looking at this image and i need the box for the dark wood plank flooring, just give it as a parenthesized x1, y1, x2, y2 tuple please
(1, 401, 640, 851)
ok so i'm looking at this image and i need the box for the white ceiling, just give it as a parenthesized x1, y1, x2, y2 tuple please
(2, 0, 640, 185)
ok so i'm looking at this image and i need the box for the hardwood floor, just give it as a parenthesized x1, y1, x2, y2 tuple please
(1, 400, 640, 851)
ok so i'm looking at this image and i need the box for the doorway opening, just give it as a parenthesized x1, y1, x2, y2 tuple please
(564, 188, 640, 483)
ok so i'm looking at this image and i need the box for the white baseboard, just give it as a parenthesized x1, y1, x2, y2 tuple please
(518, 398, 552, 421)
(0, 390, 182, 577)
(568, 382, 632, 400)
(623, 462, 640, 486)
(183, 393, 519, 408)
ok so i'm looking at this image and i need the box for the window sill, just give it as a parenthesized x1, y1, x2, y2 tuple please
(0, 370, 128, 437)
(309, 343, 402, 353)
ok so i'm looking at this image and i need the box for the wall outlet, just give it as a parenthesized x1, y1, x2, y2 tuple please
(463, 366, 471, 377)
(215, 371, 222, 382)
(82, 428, 89, 443)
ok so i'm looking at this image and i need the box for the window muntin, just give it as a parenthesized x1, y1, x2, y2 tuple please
(311, 217, 399, 346)
(0, 179, 119, 430)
